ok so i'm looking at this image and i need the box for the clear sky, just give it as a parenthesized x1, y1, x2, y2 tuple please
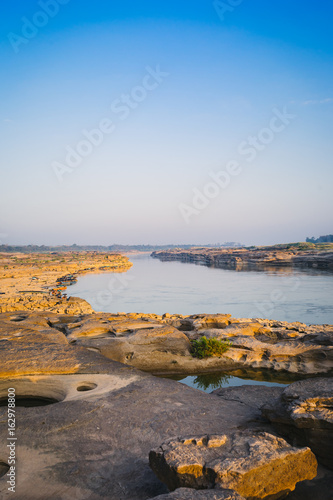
(1, 0, 332, 246)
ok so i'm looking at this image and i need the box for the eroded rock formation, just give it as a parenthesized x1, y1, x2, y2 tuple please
(149, 431, 317, 498)
(0, 310, 332, 499)
(262, 378, 333, 470)
(62, 313, 333, 376)
(152, 245, 333, 271)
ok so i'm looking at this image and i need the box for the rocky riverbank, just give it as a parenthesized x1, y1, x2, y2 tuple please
(60, 312, 333, 376)
(0, 251, 132, 314)
(151, 243, 333, 271)
(0, 309, 332, 499)
(0, 251, 332, 499)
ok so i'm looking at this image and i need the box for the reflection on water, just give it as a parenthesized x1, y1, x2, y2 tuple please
(69, 253, 333, 325)
(157, 256, 333, 277)
(163, 368, 314, 393)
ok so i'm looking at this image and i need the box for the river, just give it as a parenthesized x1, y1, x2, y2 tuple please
(68, 253, 333, 392)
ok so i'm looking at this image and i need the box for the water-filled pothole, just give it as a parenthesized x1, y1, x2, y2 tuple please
(76, 382, 97, 392)
(0, 396, 59, 407)
(0, 462, 10, 479)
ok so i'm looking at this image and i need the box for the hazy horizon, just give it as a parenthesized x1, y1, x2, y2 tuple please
(1, 1, 332, 246)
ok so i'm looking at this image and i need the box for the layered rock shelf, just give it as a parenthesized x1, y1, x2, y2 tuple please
(0, 251, 132, 314)
(151, 243, 333, 271)
(61, 312, 333, 376)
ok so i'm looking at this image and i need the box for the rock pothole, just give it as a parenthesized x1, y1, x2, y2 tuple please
(0, 373, 139, 408)
(76, 382, 97, 392)
(0, 462, 10, 479)
(0, 396, 59, 407)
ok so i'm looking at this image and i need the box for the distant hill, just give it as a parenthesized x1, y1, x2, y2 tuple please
(306, 234, 333, 243)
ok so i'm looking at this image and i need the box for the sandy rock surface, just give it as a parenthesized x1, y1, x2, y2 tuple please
(0, 251, 132, 314)
(64, 313, 333, 376)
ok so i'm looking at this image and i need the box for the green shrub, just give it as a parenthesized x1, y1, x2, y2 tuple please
(190, 336, 232, 359)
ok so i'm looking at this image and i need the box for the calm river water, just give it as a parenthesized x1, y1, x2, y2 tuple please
(69, 253, 333, 392)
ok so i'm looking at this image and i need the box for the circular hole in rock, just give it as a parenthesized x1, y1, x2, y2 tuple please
(76, 382, 97, 392)
(0, 396, 59, 407)
(0, 462, 10, 479)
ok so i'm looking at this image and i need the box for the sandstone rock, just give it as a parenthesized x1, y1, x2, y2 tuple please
(0, 353, 282, 499)
(200, 318, 333, 376)
(212, 385, 284, 424)
(262, 377, 333, 469)
(164, 315, 333, 376)
(151, 246, 333, 271)
(66, 315, 192, 370)
(1, 311, 332, 377)
(150, 488, 245, 499)
(149, 430, 317, 499)
(0, 309, 329, 499)
(286, 464, 333, 500)
(0, 311, 135, 377)
(0, 295, 94, 314)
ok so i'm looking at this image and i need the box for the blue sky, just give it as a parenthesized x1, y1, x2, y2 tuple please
(1, 0, 332, 245)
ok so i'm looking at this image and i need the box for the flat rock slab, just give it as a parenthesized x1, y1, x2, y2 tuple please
(0, 369, 278, 500)
(149, 431, 317, 499)
(150, 488, 245, 499)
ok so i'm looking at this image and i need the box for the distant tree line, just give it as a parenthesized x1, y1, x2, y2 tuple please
(0, 243, 243, 253)
(306, 234, 333, 243)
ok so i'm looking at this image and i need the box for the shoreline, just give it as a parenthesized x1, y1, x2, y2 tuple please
(0, 251, 132, 314)
(0, 250, 332, 498)
(152, 243, 333, 272)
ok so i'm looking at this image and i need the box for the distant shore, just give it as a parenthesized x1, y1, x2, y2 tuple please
(152, 242, 333, 271)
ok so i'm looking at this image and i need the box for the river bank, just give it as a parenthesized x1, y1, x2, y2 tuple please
(0, 251, 132, 314)
(0, 250, 332, 498)
(151, 243, 333, 271)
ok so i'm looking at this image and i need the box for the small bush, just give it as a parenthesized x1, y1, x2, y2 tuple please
(190, 336, 232, 359)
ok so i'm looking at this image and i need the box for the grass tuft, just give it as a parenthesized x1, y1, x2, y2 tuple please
(190, 336, 232, 359)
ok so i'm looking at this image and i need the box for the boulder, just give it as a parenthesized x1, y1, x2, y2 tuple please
(262, 377, 333, 469)
(149, 430, 317, 499)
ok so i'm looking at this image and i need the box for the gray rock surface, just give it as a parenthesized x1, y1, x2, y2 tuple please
(150, 488, 245, 499)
